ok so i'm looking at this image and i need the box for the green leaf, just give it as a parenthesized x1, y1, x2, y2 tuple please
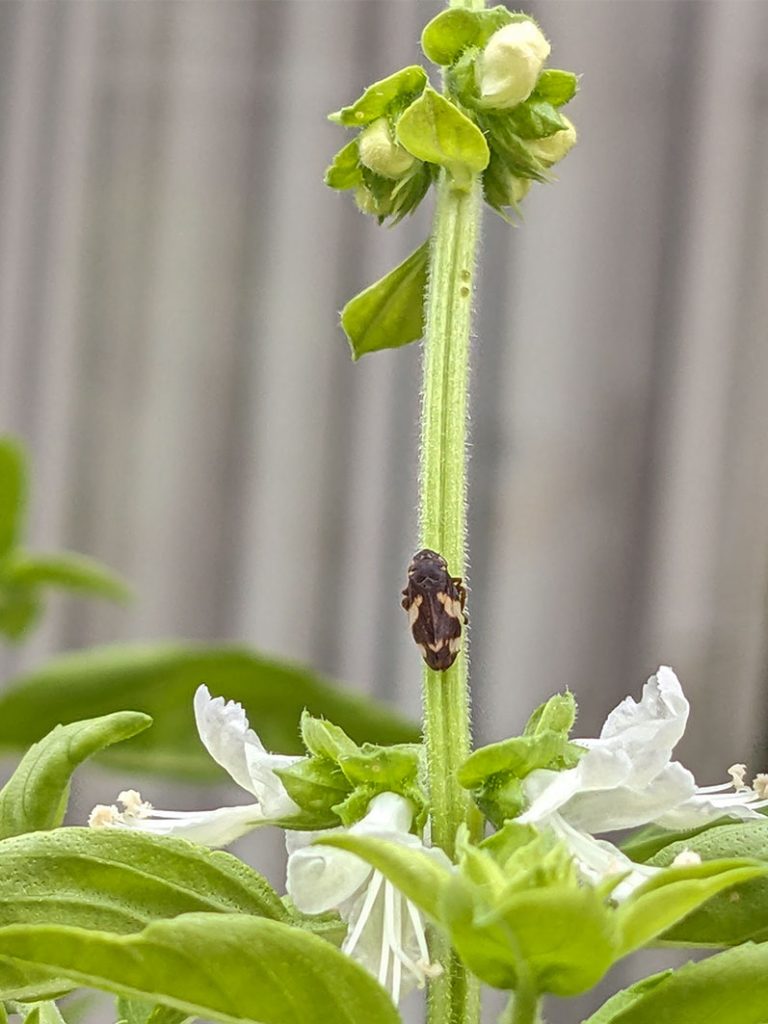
(3, 551, 130, 603)
(444, 880, 617, 995)
(396, 88, 489, 188)
(0, 644, 418, 779)
(12, 999, 66, 1024)
(274, 759, 350, 829)
(0, 964, 73, 1004)
(0, 585, 41, 643)
(317, 833, 452, 923)
(582, 943, 768, 1024)
(0, 828, 289, 932)
(616, 859, 768, 956)
(116, 996, 194, 1024)
(0, 438, 26, 560)
(580, 970, 673, 1024)
(421, 6, 516, 65)
(324, 140, 362, 191)
(650, 823, 768, 945)
(0, 713, 151, 840)
(533, 70, 579, 107)
(620, 819, 733, 863)
(300, 712, 358, 762)
(523, 691, 577, 737)
(330, 65, 428, 127)
(341, 242, 428, 360)
(508, 100, 567, 141)
(458, 731, 583, 789)
(420, 9, 483, 65)
(0, 915, 401, 1024)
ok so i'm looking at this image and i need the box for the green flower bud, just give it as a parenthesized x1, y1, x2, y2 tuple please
(476, 20, 550, 110)
(354, 186, 389, 218)
(358, 117, 416, 179)
(527, 117, 577, 165)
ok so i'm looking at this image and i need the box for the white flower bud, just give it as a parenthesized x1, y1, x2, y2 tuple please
(476, 20, 550, 110)
(358, 117, 415, 179)
(528, 118, 577, 166)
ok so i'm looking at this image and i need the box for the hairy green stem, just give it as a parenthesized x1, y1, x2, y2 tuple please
(420, 145, 483, 1024)
(421, 5, 484, 1023)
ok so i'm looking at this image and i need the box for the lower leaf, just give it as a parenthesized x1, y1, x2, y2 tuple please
(0, 914, 401, 1024)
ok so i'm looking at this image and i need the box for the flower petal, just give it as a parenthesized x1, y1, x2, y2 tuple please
(244, 750, 302, 819)
(287, 840, 372, 914)
(193, 685, 266, 796)
(109, 803, 264, 847)
(655, 793, 765, 830)
(562, 761, 697, 832)
(595, 667, 689, 785)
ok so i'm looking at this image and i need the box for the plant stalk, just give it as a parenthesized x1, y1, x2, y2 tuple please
(420, 146, 483, 1024)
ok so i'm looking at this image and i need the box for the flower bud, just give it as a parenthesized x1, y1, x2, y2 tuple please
(476, 20, 550, 109)
(354, 185, 389, 218)
(357, 117, 416, 179)
(528, 117, 577, 166)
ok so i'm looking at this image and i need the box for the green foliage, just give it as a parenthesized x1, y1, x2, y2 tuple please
(318, 828, 765, 1001)
(396, 88, 489, 189)
(584, 943, 768, 1024)
(0, 438, 25, 560)
(0, 713, 151, 840)
(115, 998, 190, 1024)
(340, 242, 428, 359)
(533, 69, 579, 107)
(420, 6, 516, 65)
(458, 692, 584, 826)
(278, 711, 426, 829)
(0, 828, 289, 931)
(0, 915, 401, 1024)
(329, 66, 427, 127)
(0, 644, 419, 778)
(0, 436, 130, 643)
(650, 822, 768, 944)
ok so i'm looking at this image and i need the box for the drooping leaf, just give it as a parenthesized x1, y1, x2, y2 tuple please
(0, 438, 26, 560)
(650, 822, 768, 945)
(0, 915, 401, 1024)
(2, 551, 131, 603)
(0, 644, 419, 779)
(329, 66, 428, 127)
(397, 88, 489, 188)
(0, 828, 289, 932)
(341, 242, 428, 360)
(582, 943, 768, 1024)
(0, 713, 151, 840)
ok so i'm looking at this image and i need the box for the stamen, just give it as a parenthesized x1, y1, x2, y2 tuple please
(728, 764, 748, 790)
(753, 774, 768, 799)
(88, 804, 121, 828)
(407, 899, 431, 966)
(343, 870, 383, 958)
(118, 790, 152, 818)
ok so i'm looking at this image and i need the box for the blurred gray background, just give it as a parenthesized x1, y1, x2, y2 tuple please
(1, 1, 768, 1021)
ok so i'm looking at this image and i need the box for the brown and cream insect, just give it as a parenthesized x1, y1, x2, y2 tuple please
(401, 548, 467, 671)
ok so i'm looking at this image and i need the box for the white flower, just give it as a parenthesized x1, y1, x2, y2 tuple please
(287, 792, 446, 1004)
(528, 117, 578, 166)
(358, 118, 416, 179)
(519, 667, 768, 893)
(476, 20, 550, 110)
(88, 685, 301, 846)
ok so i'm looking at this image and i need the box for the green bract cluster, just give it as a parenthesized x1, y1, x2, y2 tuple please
(274, 711, 427, 829)
(325, 7, 578, 225)
(325, 6, 578, 359)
